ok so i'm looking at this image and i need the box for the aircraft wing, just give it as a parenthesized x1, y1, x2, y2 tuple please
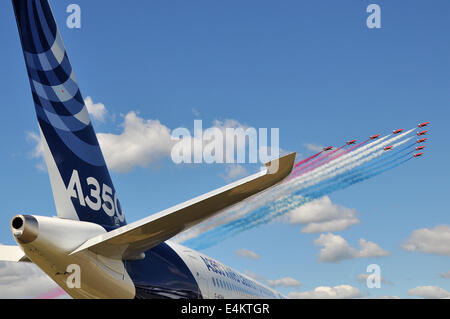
(0, 245, 31, 262)
(70, 153, 296, 260)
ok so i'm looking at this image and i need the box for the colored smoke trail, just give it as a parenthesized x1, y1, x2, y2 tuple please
(293, 129, 414, 188)
(295, 145, 344, 171)
(285, 134, 413, 195)
(174, 128, 420, 248)
(292, 145, 347, 177)
(35, 287, 67, 299)
(254, 142, 416, 229)
(288, 133, 393, 183)
(225, 146, 414, 232)
(184, 149, 414, 249)
(294, 151, 323, 168)
(314, 139, 371, 172)
(245, 155, 414, 236)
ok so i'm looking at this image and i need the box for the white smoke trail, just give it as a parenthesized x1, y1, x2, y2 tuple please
(260, 137, 414, 223)
(173, 129, 415, 244)
(206, 141, 416, 240)
(284, 135, 413, 194)
(284, 129, 414, 191)
(289, 135, 389, 179)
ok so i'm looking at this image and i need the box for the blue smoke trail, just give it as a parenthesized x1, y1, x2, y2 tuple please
(184, 146, 415, 250)
(242, 147, 412, 232)
(218, 144, 415, 234)
(287, 141, 416, 194)
(231, 151, 411, 236)
(248, 150, 414, 230)
(288, 137, 413, 193)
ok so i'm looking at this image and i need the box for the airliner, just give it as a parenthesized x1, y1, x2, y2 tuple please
(0, 0, 294, 299)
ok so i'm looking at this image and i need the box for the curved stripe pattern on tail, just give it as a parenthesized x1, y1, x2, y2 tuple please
(13, 0, 126, 228)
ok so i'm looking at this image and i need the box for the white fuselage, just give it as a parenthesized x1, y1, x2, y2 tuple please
(169, 242, 285, 299)
(12, 215, 284, 299)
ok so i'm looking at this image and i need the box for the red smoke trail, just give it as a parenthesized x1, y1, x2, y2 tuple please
(289, 144, 345, 180)
(35, 287, 67, 299)
(288, 139, 369, 181)
(299, 148, 345, 175)
(294, 151, 323, 168)
(304, 145, 345, 168)
(303, 139, 370, 174)
(297, 145, 344, 171)
(346, 138, 370, 152)
(326, 139, 371, 164)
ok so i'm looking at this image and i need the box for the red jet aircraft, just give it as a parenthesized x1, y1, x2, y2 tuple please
(418, 122, 430, 128)
(370, 134, 380, 140)
(414, 152, 424, 158)
(417, 130, 428, 136)
(417, 138, 428, 143)
(347, 140, 357, 145)
(416, 146, 425, 151)
(393, 129, 404, 134)
(384, 146, 393, 151)
(323, 146, 333, 152)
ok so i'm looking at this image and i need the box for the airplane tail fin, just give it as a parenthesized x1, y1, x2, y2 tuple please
(12, 0, 126, 228)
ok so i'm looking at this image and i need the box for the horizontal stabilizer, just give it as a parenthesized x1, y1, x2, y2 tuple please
(0, 245, 30, 262)
(71, 153, 296, 260)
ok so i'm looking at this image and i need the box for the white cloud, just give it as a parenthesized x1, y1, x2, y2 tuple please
(27, 96, 278, 175)
(244, 270, 264, 281)
(221, 165, 248, 181)
(97, 111, 175, 173)
(26, 109, 178, 173)
(84, 96, 107, 122)
(212, 119, 256, 162)
(314, 233, 356, 263)
(0, 262, 68, 299)
(213, 119, 284, 164)
(213, 119, 250, 131)
(287, 196, 359, 233)
(288, 285, 362, 299)
(357, 239, 390, 258)
(314, 233, 389, 263)
(98, 114, 264, 173)
(242, 270, 301, 289)
(26, 132, 43, 158)
(192, 108, 200, 117)
(357, 274, 394, 286)
(26, 132, 46, 172)
(401, 225, 450, 256)
(304, 143, 324, 153)
(440, 271, 450, 279)
(267, 277, 301, 288)
(235, 249, 260, 260)
(408, 286, 450, 299)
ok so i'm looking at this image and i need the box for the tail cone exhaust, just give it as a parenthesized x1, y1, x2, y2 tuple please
(11, 215, 38, 244)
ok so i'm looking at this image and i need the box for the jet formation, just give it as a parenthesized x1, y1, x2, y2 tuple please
(380, 123, 430, 158)
(325, 122, 430, 158)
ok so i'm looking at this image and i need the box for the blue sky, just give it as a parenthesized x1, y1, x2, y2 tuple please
(0, 0, 449, 298)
